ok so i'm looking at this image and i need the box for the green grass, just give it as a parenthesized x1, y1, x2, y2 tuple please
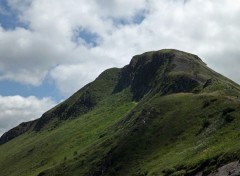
(1, 49, 240, 176)
(91, 92, 240, 176)
(0, 89, 136, 176)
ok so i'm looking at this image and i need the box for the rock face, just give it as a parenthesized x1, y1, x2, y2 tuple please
(0, 120, 36, 144)
(195, 161, 240, 176)
(114, 49, 207, 100)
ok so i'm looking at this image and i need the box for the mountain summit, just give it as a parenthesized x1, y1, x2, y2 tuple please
(1, 49, 240, 176)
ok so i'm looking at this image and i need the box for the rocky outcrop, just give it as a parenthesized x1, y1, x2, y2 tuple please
(0, 120, 36, 144)
(195, 161, 240, 176)
(113, 51, 173, 100)
(113, 50, 207, 101)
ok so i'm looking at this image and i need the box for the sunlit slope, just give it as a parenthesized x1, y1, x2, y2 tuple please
(1, 49, 240, 176)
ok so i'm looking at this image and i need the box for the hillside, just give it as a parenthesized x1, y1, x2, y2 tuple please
(1, 49, 240, 176)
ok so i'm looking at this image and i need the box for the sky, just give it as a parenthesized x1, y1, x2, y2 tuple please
(0, 0, 240, 136)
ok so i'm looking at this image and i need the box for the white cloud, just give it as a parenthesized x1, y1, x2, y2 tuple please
(95, 0, 147, 18)
(0, 26, 69, 85)
(0, 95, 56, 136)
(7, 0, 33, 13)
(50, 63, 103, 96)
(0, 0, 240, 96)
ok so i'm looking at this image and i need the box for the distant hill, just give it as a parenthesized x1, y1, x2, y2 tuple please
(1, 49, 240, 176)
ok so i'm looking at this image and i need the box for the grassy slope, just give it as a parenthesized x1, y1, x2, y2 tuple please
(0, 88, 136, 176)
(1, 49, 240, 176)
(101, 92, 240, 176)
(43, 90, 240, 176)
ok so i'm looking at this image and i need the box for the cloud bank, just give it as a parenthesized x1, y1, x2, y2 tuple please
(0, 95, 56, 136)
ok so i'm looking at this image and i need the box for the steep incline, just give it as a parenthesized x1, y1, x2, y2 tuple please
(0, 68, 121, 144)
(1, 49, 240, 176)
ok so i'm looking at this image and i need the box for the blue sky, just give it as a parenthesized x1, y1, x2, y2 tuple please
(0, 0, 61, 100)
(0, 79, 60, 101)
(0, 0, 240, 135)
(0, 0, 18, 29)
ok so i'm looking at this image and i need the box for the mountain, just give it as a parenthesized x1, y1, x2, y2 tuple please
(1, 49, 240, 176)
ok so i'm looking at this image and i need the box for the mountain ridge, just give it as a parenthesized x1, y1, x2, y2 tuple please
(1, 49, 240, 176)
(1, 49, 209, 144)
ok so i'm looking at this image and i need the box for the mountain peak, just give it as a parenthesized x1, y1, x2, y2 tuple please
(130, 49, 203, 68)
(0, 49, 236, 144)
(1, 49, 240, 176)
(114, 49, 207, 101)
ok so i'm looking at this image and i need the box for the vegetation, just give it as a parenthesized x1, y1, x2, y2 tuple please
(0, 49, 240, 176)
